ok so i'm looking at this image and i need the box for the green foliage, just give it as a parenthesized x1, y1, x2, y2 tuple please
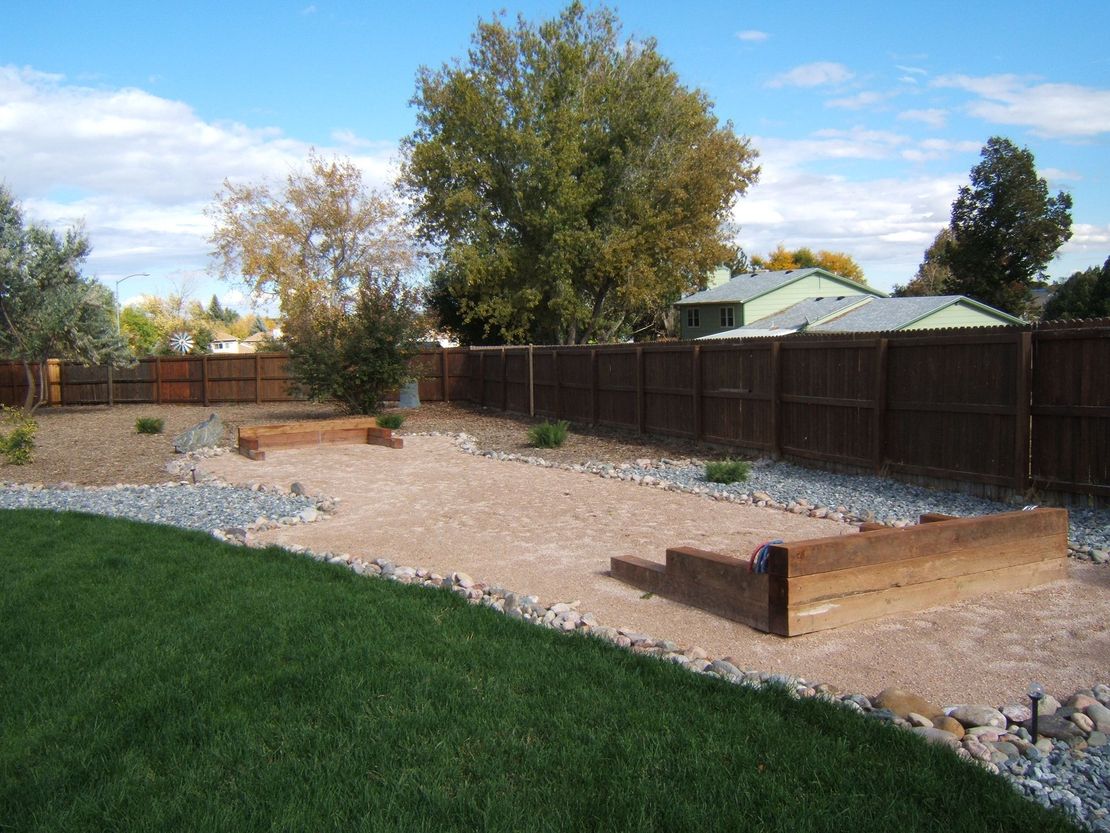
(205, 294, 240, 325)
(529, 420, 569, 448)
(0, 509, 1078, 832)
(401, 2, 760, 345)
(1042, 256, 1110, 321)
(893, 229, 954, 297)
(930, 137, 1072, 316)
(375, 412, 406, 429)
(0, 187, 130, 410)
(0, 406, 37, 464)
(705, 459, 750, 484)
(119, 306, 161, 356)
(285, 273, 426, 415)
(135, 417, 165, 435)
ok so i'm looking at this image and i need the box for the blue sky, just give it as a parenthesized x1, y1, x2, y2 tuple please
(3, 0, 1109, 310)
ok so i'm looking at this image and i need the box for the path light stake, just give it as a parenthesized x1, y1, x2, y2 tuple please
(1028, 681, 1045, 740)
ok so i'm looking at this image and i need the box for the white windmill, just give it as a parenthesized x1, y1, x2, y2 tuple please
(168, 331, 194, 354)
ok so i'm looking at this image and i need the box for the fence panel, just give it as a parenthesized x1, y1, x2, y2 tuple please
(1031, 324, 1110, 497)
(884, 332, 1020, 488)
(643, 345, 695, 438)
(595, 348, 637, 430)
(699, 343, 774, 450)
(112, 360, 157, 403)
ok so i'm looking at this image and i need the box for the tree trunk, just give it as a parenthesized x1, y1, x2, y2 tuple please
(21, 360, 36, 412)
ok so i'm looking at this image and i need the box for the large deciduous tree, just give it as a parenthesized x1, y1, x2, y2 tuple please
(0, 187, 128, 411)
(1042, 256, 1110, 321)
(207, 153, 424, 413)
(400, 2, 760, 345)
(924, 137, 1072, 316)
(893, 229, 954, 297)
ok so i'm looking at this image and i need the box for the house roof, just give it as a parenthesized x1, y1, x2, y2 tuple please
(242, 332, 268, 342)
(811, 295, 1022, 332)
(211, 331, 237, 341)
(675, 268, 885, 306)
(696, 295, 1023, 339)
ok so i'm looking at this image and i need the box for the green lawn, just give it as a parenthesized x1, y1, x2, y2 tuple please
(0, 509, 1078, 833)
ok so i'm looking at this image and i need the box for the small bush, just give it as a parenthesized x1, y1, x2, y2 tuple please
(529, 420, 569, 448)
(376, 413, 405, 430)
(0, 406, 38, 465)
(705, 459, 750, 484)
(135, 417, 165, 435)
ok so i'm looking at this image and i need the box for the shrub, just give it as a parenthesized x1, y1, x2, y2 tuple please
(529, 420, 569, 448)
(135, 417, 165, 435)
(376, 413, 405, 430)
(705, 459, 750, 484)
(0, 406, 38, 465)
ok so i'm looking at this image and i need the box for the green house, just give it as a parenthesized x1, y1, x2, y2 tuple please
(675, 268, 885, 340)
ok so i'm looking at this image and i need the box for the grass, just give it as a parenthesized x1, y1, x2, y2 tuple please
(529, 419, 569, 448)
(705, 458, 751, 483)
(135, 416, 165, 434)
(0, 510, 1078, 833)
(375, 412, 406, 430)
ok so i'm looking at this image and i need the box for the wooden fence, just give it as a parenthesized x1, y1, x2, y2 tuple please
(1, 322, 1106, 500)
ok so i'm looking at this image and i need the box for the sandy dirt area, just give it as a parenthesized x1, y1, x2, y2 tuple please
(200, 436, 1110, 707)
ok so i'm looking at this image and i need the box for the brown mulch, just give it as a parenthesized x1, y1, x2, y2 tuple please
(0, 401, 724, 487)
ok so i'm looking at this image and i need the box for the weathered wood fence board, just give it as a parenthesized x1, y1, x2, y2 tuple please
(2, 320, 1106, 499)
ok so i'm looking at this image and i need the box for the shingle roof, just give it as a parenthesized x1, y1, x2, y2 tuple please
(811, 296, 963, 332)
(675, 268, 825, 305)
(744, 296, 869, 331)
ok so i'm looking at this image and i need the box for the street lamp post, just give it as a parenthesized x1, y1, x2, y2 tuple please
(115, 273, 150, 333)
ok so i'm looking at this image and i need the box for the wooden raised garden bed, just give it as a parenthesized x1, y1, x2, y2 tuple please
(237, 417, 402, 461)
(611, 508, 1068, 637)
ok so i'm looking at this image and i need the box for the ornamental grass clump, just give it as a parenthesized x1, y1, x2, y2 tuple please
(375, 413, 405, 430)
(705, 459, 750, 484)
(135, 417, 165, 435)
(529, 420, 569, 449)
(0, 406, 37, 465)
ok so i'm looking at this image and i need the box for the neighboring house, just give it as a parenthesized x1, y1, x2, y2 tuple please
(674, 268, 885, 339)
(209, 331, 244, 353)
(698, 295, 1023, 339)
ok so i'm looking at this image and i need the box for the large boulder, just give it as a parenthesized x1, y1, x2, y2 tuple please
(873, 687, 943, 720)
(173, 413, 224, 453)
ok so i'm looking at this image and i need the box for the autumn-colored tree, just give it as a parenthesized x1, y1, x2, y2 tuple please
(207, 153, 423, 412)
(401, 2, 759, 344)
(750, 245, 866, 283)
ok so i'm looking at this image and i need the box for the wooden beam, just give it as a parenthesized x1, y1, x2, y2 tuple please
(1014, 330, 1032, 492)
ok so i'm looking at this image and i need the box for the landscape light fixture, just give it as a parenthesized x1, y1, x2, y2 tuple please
(114, 273, 150, 333)
(1028, 681, 1045, 740)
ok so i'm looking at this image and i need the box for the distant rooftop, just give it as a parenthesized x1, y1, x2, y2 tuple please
(675, 268, 883, 305)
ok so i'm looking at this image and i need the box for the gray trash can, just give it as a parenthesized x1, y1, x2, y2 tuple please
(398, 380, 420, 409)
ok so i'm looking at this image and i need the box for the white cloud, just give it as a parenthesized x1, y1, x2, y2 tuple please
(896, 65, 928, 76)
(898, 108, 948, 129)
(0, 65, 397, 281)
(767, 62, 853, 89)
(301, 5, 318, 15)
(934, 73, 1110, 138)
(900, 138, 980, 163)
(826, 91, 891, 110)
(736, 30, 769, 42)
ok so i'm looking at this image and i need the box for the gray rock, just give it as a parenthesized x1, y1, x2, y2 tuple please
(1086, 702, 1110, 732)
(298, 506, 318, 524)
(951, 705, 1007, 729)
(1087, 731, 1108, 747)
(1069, 712, 1095, 733)
(290, 482, 308, 496)
(709, 659, 743, 679)
(1002, 704, 1032, 724)
(173, 413, 224, 452)
(1039, 694, 1062, 716)
(912, 727, 960, 748)
(1027, 714, 1083, 741)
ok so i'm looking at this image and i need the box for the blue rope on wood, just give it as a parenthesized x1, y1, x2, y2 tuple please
(749, 539, 784, 574)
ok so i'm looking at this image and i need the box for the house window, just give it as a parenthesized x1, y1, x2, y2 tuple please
(720, 307, 735, 328)
(686, 308, 700, 328)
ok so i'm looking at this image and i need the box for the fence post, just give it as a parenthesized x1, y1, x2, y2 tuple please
(553, 349, 561, 419)
(155, 356, 162, 404)
(873, 338, 888, 474)
(202, 354, 209, 407)
(527, 346, 534, 416)
(636, 346, 646, 435)
(441, 348, 450, 403)
(1015, 330, 1032, 492)
(254, 353, 262, 403)
(106, 364, 114, 406)
(478, 351, 486, 407)
(47, 359, 61, 406)
(769, 341, 782, 459)
(692, 345, 702, 442)
(590, 348, 599, 426)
